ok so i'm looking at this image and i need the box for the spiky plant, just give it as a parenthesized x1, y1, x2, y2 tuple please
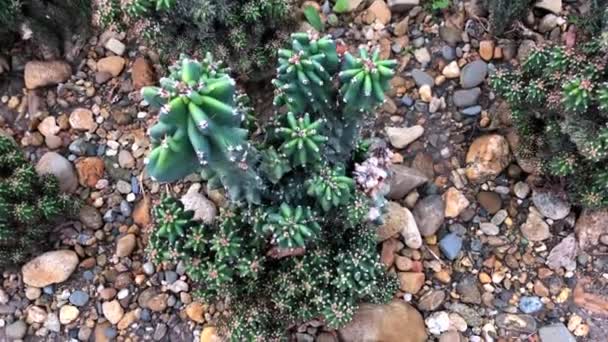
(0, 136, 77, 267)
(491, 36, 608, 207)
(145, 32, 398, 340)
(97, 0, 296, 79)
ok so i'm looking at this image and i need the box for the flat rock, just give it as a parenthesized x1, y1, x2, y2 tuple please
(35, 152, 78, 193)
(386, 125, 424, 149)
(24, 61, 71, 89)
(412, 195, 445, 237)
(521, 207, 551, 241)
(460, 60, 487, 88)
(496, 314, 537, 334)
(539, 323, 575, 342)
(388, 165, 428, 200)
(378, 202, 422, 249)
(38, 116, 60, 137)
(339, 300, 427, 342)
(59, 305, 79, 324)
(411, 69, 434, 87)
(477, 191, 502, 214)
(532, 189, 570, 220)
(465, 134, 511, 183)
(575, 208, 608, 250)
(414, 48, 431, 65)
(453, 87, 481, 107)
(22, 250, 78, 287)
(97, 56, 125, 77)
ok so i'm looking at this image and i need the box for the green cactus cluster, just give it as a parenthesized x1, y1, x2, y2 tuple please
(146, 32, 398, 340)
(491, 38, 608, 207)
(97, 0, 295, 78)
(0, 136, 76, 267)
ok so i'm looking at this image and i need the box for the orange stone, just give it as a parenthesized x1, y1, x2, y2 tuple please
(75, 157, 105, 188)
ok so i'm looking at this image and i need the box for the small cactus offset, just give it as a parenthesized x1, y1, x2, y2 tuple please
(146, 32, 398, 340)
(0, 136, 76, 267)
(491, 37, 608, 208)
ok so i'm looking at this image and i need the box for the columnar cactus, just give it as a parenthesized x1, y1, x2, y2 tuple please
(146, 32, 398, 340)
(0, 136, 76, 267)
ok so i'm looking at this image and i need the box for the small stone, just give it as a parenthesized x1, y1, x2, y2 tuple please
(514, 181, 530, 199)
(477, 191, 502, 214)
(22, 250, 79, 287)
(532, 189, 571, 220)
(147, 293, 169, 312)
(97, 56, 125, 77)
(413, 195, 445, 237)
(439, 26, 462, 46)
(116, 234, 136, 257)
(69, 290, 90, 306)
(103, 300, 124, 325)
(453, 87, 481, 107)
(117, 310, 138, 330)
(439, 233, 463, 260)
(181, 184, 218, 224)
(443, 187, 470, 218)
(534, 0, 562, 14)
(132, 57, 156, 90)
(104, 38, 126, 55)
(59, 305, 80, 324)
(461, 105, 481, 116)
(38, 116, 60, 137)
(439, 331, 463, 342)
(479, 40, 494, 61)
(479, 222, 500, 236)
(491, 209, 508, 225)
(414, 48, 431, 65)
(399, 272, 425, 294)
(75, 157, 105, 188)
(465, 134, 511, 183)
(36, 152, 78, 193)
(418, 290, 445, 311)
(457, 276, 481, 304)
(546, 234, 577, 271)
(25, 286, 41, 300)
(24, 61, 71, 89)
(419, 84, 432, 102)
(521, 207, 551, 241)
(460, 60, 488, 88)
(118, 150, 135, 169)
(186, 302, 205, 323)
(365, 0, 391, 25)
(200, 326, 220, 342)
(442, 61, 460, 78)
(411, 69, 434, 87)
(519, 296, 543, 314)
(69, 108, 97, 131)
(539, 14, 559, 33)
(386, 125, 424, 149)
(388, 165, 428, 200)
(539, 323, 575, 342)
(425, 311, 450, 335)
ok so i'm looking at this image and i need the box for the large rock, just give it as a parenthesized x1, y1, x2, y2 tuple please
(460, 60, 487, 88)
(465, 134, 511, 183)
(22, 250, 79, 287)
(338, 300, 427, 342)
(364, 0, 391, 25)
(576, 208, 608, 250)
(386, 125, 424, 149)
(531, 189, 570, 220)
(24, 61, 71, 89)
(180, 184, 217, 224)
(35, 152, 78, 193)
(388, 165, 428, 200)
(412, 195, 445, 237)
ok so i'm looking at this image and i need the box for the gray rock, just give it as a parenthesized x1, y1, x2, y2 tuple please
(153, 323, 168, 341)
(538, 14, 559, 33)
(453, 87, 481, 107)
(412, 195, 445, 237)
(496, 314, 537, 334)
(5, 320, 27, 339)
(386, 125, 424, 149)
(461, 105, 482, 116)
(387, 0, 420, 12)
(79, 205, 103, 229)
(387, 165, 428, 200)
(532, 189, 571, 220)
(447, 303, 484, 327)
(441, 46, 457, 61)
(491, 209, 508, 225)
(546, 234, 577, 271)
(69, 290, 89, 306)
(439, 233, 462, 260)
(539, 323, 575, 342)
(479, 222, 500, 236)
(411, 69, 434, 87)
(460, 60, 487, 88)
(116, 180, 132, 194)
(35, 152, 78, 193)
(519, 296, 543, 313)
(456, 275, 481, 304)
(521, 207, 551, 241)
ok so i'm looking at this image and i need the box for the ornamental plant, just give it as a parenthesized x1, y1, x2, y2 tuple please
(0, 136, 76, 267)
(144, 32, 399, 339)
(97, 0, 295, 79)
(491, 35, 608, 207)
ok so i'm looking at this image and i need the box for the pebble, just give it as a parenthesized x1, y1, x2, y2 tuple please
(386, 125, 425, 149)
(453, 87, 481, 108)
(413, 195, 445, 237)
(461, 105, 482, 116)
(411, 69, 434, 87)
(59, 305, 80, 324)
(414, 47, 431, 65)
(442, 61, 460, 78)
(69, 290, 90, 306)
(532, 189, 571, 220)
(479, 222, 500, 236)
(521, 207, 551, 241)
(439, 233, 462, 260)
(425, 311, 450, 335)
(460, 60, 488, 88)
(519, 296, 543, 314)
(104, 38, 126, 55)
(419, 84, 432, 102)
(6, 320, 27, 339)
(116, 234, 136, 257)
(514, 181, 530, 199)
(35, 152, 78, 193)
(102, 300, 124, 324)
(539, 323, 576, 342)
(22, 250, 79, 287)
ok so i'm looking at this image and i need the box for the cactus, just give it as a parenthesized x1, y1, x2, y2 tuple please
(146, 32, 398, 340)
(0, 136, 76, 267)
